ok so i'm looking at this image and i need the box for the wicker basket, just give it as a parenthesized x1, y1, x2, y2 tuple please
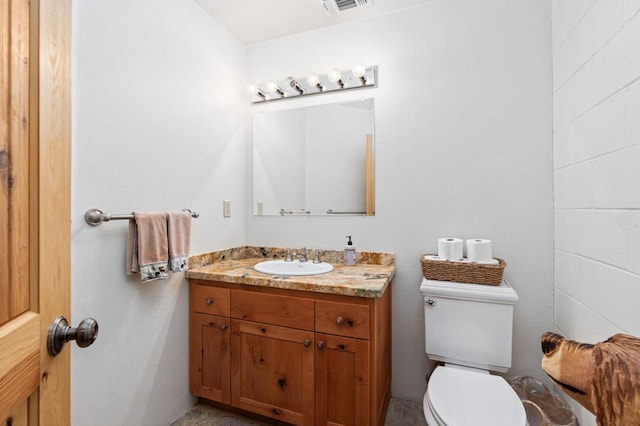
(420, 255, 506, 286)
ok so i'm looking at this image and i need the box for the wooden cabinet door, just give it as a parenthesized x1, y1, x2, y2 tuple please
(1, 0, 71, 424)
(315, 333, 370, 426)
(190, 313, 231, 404)
(231, 319, 314, 425)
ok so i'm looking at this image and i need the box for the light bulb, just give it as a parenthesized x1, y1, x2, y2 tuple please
(265, 80, 278, 93)
(352, 65, 366, 78)
(288, 77, 304, 95)
(328, 69, 342, 83)
(247, 83, 266, 100)
(306, 74, 320, 86)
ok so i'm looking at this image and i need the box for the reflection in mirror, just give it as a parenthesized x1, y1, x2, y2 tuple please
(252, 98, 375, 216)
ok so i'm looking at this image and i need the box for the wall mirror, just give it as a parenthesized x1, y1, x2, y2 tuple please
(252, 98, 375, 216)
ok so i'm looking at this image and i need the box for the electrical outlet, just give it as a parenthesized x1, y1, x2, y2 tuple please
(223, 200, 231, 218)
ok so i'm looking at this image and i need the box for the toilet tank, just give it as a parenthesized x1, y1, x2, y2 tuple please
(420, 278, 519, 373)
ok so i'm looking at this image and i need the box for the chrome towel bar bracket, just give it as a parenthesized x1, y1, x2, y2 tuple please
(84, 208, 199, 226)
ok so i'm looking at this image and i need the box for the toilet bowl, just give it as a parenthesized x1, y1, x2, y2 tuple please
(423, 365, 527, 426)
(420, 278, 526, 425)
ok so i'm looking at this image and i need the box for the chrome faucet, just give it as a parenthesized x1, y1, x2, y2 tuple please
(313, 249, 322, 264)
(284, 247, 293, 262)
(295, 247, 308, 262)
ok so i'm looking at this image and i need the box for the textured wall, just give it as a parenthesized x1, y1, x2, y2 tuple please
(246, 0, 554, 400)
(552, 1, 640, 424)
(70, 1, 246, 424)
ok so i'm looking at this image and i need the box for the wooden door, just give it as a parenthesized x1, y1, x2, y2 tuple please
(315, 333, 370, 426)
(0, 0, 71, 424)
(231, 319, 315, 425)
(190, 313, 231, 404)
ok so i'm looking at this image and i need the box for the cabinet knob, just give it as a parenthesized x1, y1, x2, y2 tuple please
(205, 298, 214, 305)
(220, 323, 228, 331)
(317, 341, 325, 349)
(336, 316, 344, 326)
(303, 338, 311, 347)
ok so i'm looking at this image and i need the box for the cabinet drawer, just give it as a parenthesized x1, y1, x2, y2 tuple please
(315, 300, 369, 340)
(231, 290, 314, 331)
(190, 284, 230, 316)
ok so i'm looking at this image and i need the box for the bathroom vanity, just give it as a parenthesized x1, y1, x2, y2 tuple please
(186, 247, 394, 426)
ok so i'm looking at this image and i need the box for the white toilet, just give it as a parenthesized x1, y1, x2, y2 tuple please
(420, 278, 527, 426)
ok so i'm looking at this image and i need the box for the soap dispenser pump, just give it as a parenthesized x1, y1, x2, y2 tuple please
(344, 235, 356, 266)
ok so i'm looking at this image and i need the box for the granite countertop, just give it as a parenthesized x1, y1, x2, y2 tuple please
(186, 246, 395, 298)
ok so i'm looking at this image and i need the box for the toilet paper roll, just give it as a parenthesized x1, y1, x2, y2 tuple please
(424, 254, 446, 262)
(437, 238, 463, 261)
(466, 239, 498, 264)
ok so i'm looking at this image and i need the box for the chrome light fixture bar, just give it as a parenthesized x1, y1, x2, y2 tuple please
(248, 65, 377, 103)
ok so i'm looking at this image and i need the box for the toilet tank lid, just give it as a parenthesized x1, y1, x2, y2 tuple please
(420, 278, 519, 305)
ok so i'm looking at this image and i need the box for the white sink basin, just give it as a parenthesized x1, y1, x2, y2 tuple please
(254, 260, 334, 276)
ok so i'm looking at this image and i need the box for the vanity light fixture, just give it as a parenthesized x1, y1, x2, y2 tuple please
(248, 65, 377, 103)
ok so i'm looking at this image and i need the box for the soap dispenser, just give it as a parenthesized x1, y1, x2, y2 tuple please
(344, 236, 356, 266)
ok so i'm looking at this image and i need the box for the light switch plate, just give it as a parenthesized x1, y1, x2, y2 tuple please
(223, 200, 231, 217)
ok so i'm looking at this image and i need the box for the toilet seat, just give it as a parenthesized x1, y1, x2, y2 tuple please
(424, 366, 526, 426)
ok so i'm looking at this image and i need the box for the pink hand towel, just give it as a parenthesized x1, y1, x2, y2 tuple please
(126, 212, 169, 282)
(126, 218, 139, 274)
(167, 211, 192, 272)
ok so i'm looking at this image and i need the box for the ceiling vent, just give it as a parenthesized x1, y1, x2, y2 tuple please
(319, 0, 373, 16)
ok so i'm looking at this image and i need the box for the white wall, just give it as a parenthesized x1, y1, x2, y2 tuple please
(552, 1, 640, 424)
(246, 0, 554, 400)
(71, 1, 246, 424)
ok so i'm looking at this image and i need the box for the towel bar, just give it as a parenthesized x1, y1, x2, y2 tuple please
(84, 208, 199, 226)
(326, 209, 366, 215)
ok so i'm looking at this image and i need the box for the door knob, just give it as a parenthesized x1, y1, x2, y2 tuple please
(48, 316, 99, 357)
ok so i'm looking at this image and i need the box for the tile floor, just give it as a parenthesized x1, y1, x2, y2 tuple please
(171, 397, 426, 425)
